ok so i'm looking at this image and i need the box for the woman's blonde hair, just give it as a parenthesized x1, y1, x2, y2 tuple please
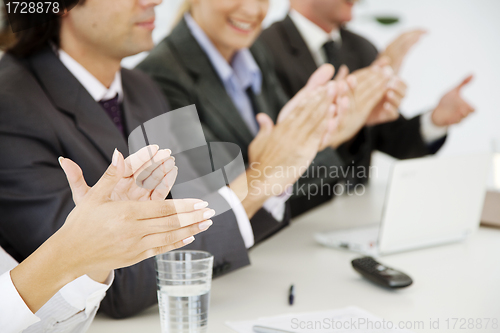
(174, 0, 192, 26)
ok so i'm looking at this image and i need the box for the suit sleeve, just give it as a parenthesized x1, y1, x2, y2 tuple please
(0, 97, 74, 263)
(373, 114, 445, 158)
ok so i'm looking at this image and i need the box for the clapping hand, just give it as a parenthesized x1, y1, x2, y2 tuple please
(325, 60, 391, 148)
(277, 64, 354, 151)
(366, 73, 407, 126)
(60, 145, 177, 204)
(58, 145, 213, 283)
(378, 29, 427, 74)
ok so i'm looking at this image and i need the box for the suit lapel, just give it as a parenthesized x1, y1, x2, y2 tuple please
(280, 15, 318, 84)
(168, 19, 255, 147)
(197, 75, 255, 146)
(121, 71, 152, 145)
(27, 47, 128, 161)
(280, 17, 364, 78)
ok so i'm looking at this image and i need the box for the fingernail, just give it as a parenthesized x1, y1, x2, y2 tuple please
(387, 91, 395, 99)
(194, 201, 209, 210)
(112, 148, 119, 166)
(58, 156, 65, 168)
(198, 220, 213, 231)
(384, 102, 392, 110)
(203, 209, 216, 220)
(183, 236, 195, 245)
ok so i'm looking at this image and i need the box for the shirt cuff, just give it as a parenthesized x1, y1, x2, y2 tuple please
(0, 271, 40, 332)
(262, 191, 292, 222)
(218, 186, 255, 249)
(59, 272, 114, 317)
(420, 111, 448, 144)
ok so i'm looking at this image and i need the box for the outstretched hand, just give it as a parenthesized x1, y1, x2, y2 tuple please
(431, 75, 475, 127)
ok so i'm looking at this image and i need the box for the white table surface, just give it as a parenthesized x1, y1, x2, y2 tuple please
(88, 180, 500, 333)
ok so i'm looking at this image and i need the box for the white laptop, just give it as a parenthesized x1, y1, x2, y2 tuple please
(315, 154, 492, 257)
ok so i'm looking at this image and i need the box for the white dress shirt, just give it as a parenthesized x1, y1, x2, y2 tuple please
(289, 10, 448, 144)
(289, 10, 342, 68)
(0, 246, 112, 333)
(58, 49, 123, 102)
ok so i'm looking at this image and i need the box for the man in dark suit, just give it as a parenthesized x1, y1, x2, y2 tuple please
(259, 0, 475, 216)
(0, 0, 291, 318)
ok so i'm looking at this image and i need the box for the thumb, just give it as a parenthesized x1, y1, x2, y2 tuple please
(87, 149, 125, 202)
(59, 157, 90, 205)
(456, 74, 474, 92)
(255, 113, 274, 138)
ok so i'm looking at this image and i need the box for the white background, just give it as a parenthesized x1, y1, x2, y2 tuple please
(123, 0, 500, 156)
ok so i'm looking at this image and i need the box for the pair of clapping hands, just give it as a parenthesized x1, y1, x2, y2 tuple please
(243, 57, 396, 203)
(12, 145, 212, 313)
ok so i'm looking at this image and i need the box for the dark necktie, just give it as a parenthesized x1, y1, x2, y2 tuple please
(246, 87, 261, 132)
(322, 40, 341, 73)
(99, 94, 125, 136)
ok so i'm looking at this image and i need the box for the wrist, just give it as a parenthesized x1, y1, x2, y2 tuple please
(87, 270, 113, 284)
(329, 131, 350, 149)
(229, 166, 272, 219)
(430, 108, 444, 127)
(10, 232, 81, 313)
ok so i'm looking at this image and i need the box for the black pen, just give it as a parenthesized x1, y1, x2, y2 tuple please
(288, 284, 294, 306)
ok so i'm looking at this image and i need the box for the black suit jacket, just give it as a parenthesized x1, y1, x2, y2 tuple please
(259, 15, 446, 207)
(137, 18, 345, 218)
(0, 47, 266, 318)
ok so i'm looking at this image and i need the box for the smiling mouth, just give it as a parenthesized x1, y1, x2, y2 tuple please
(136, 17, 155, 30)
(228, 18, 254, 33)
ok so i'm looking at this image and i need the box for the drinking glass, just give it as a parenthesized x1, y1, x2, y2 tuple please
(155, 250, 214, 333)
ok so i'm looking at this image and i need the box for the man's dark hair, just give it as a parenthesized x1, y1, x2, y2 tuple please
(0, 5, 15, 50)
(6, 0, 85, 58)
(7, 19, 61, 57)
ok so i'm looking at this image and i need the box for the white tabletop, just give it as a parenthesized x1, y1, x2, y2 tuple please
(88, 178, 500, 333)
